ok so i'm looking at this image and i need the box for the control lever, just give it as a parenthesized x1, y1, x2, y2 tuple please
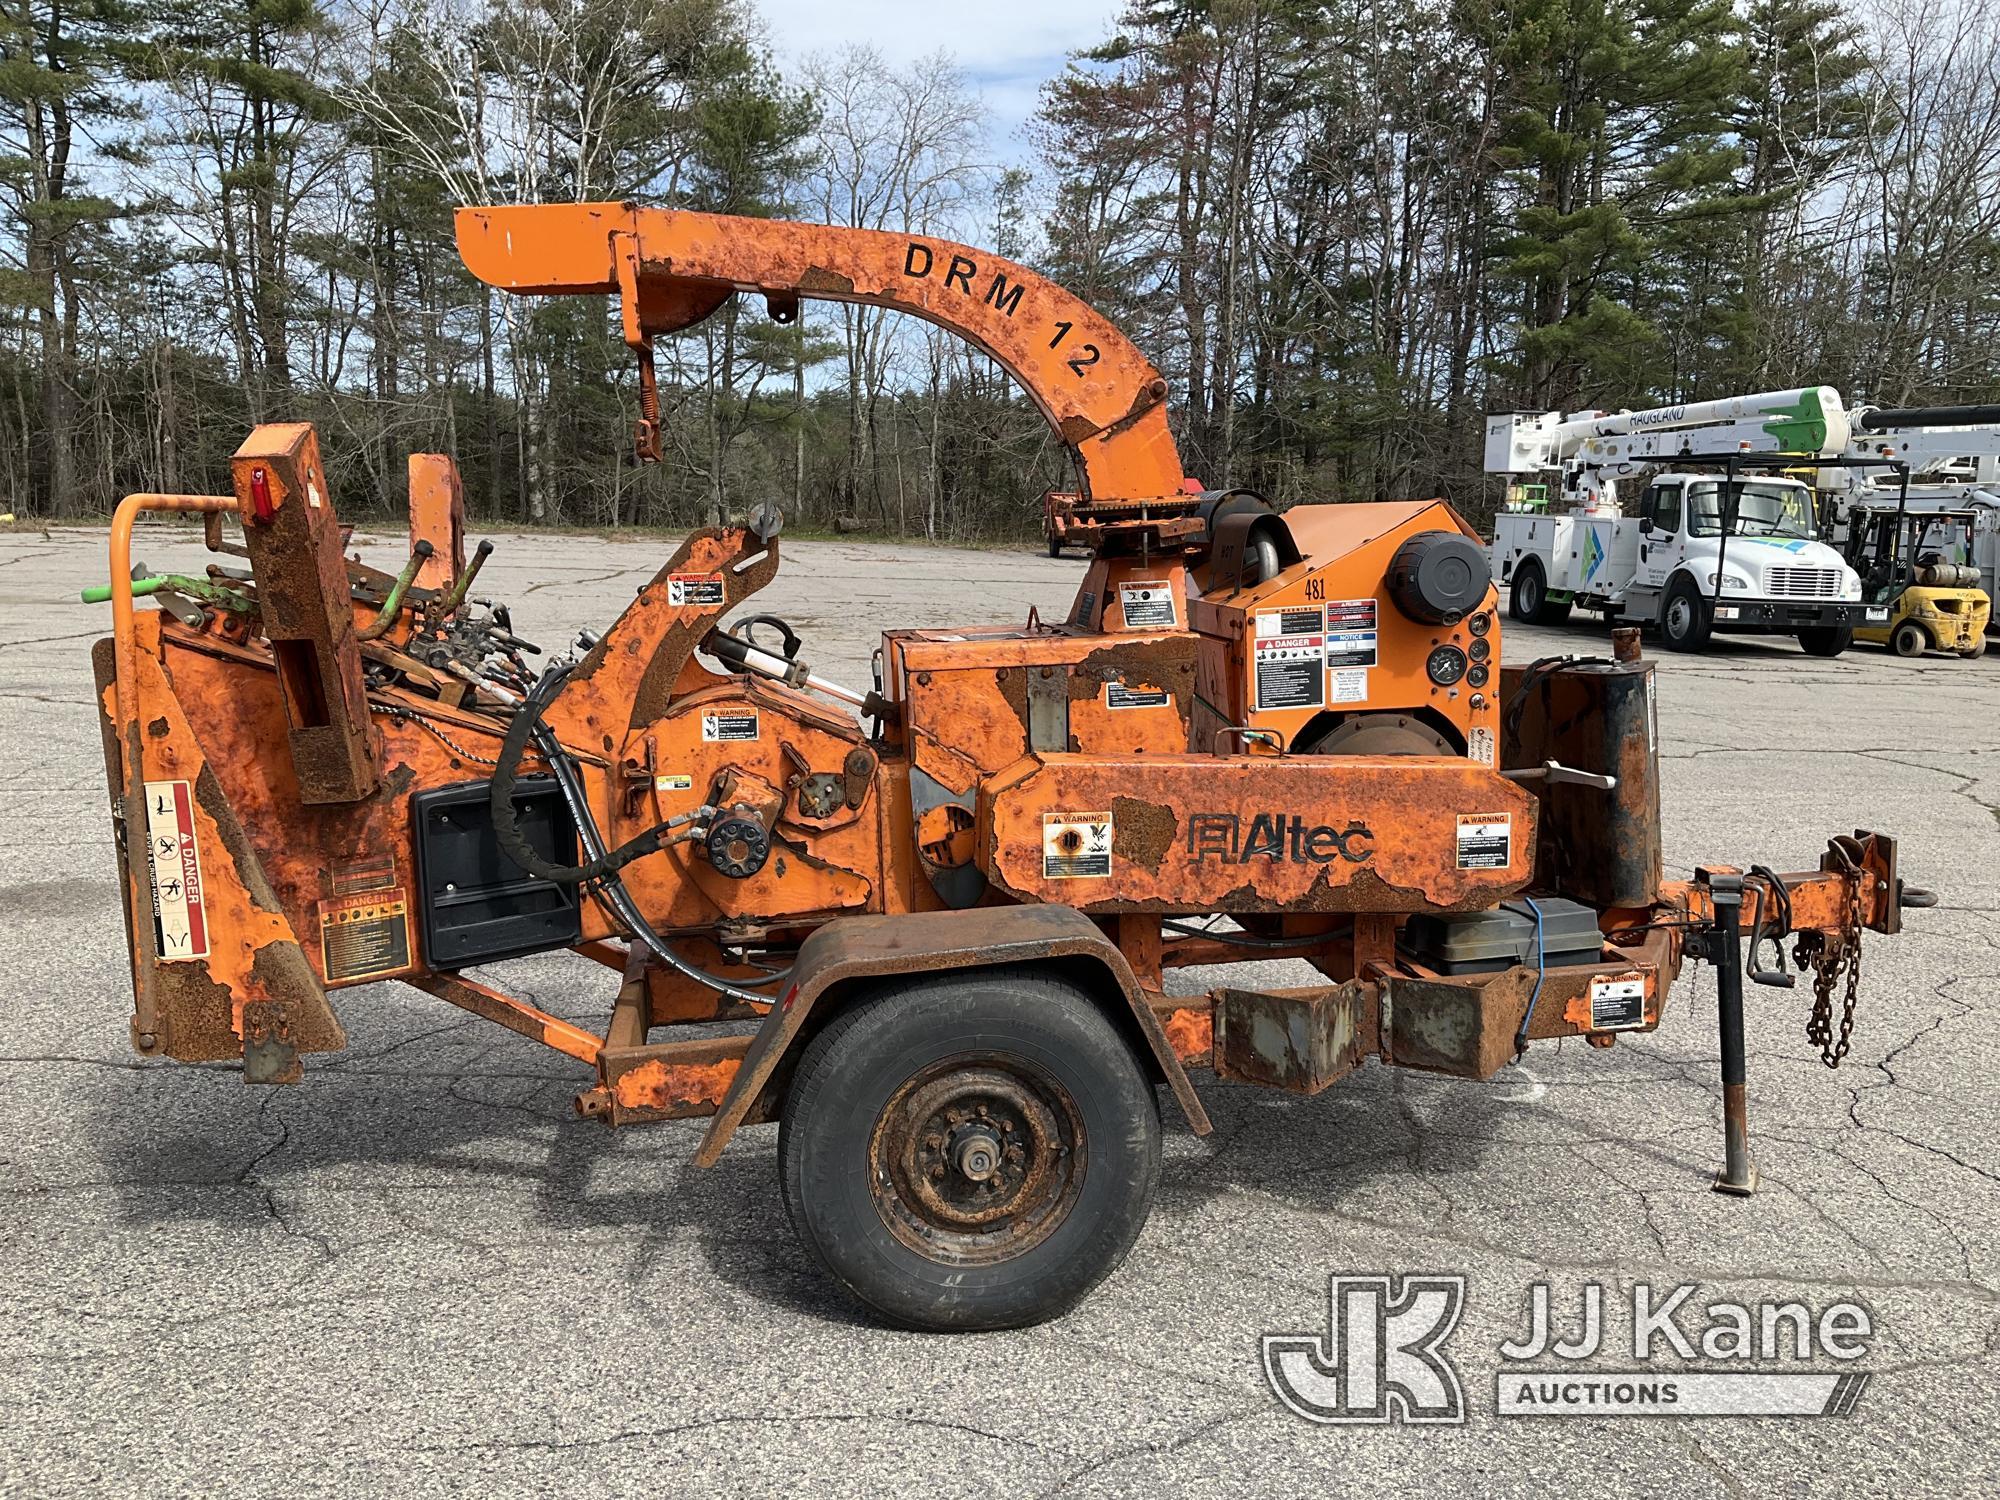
(1501, 759, 1618, 791)
(435, 539, 494, 616)
(357, 540, 434, 641)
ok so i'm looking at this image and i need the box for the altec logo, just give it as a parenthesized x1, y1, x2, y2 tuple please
(1262, 1275, 1467, 1424)
(1186, 812, 1374, 865)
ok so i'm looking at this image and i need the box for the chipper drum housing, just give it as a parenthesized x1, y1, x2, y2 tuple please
(87, 202, 1930, 1331)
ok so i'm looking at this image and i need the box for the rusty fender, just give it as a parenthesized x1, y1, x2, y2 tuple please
(689, 903, 1211, 1166)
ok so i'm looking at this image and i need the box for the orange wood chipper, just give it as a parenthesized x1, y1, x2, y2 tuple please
(89, 203, 1929, 1330)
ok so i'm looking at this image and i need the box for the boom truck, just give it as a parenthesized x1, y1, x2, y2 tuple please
(86, 203, 1928, 1331)
(1487, 390, 1881, 653)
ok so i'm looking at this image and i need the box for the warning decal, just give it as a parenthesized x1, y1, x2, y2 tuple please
(702, 711, 759, 742)
(1324, 597, 1379, 668)
(1073, 590, 1096, 625)
(654, 773, 694, 792)
(667, 572, 725, 608)
(1254, 605, 1324, 711)
(1105, 682, 1171, 710)
(1467, 725, 1496, 766)
(1043, 811, 1113, 879)
(1589, 973, 1647, 1031)
(1455, 813, 1512, 870)
(320, 890, 412, 982)
(1255, 605, 1325, 639)
(1119, 580, 1177, 629)
(144, 779, 209, 961)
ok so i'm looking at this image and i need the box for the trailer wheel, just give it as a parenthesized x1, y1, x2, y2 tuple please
(1047, 535, 1063, 558)
(779, 969, 1160, 1331)
(1660, 576, 1712, 651)
(1508, 558, 1569, 625)
(1798, 626, 1853, 657)
(1891, 620, 1929, 658)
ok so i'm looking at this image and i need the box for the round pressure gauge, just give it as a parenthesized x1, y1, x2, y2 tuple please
(1467, 611, 1492, 637)
(1426, 645, 1468, 686)
(1469, 636, 1491, 662)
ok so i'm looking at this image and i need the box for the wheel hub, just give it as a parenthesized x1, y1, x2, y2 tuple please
(870, 1061, 1085, 1263)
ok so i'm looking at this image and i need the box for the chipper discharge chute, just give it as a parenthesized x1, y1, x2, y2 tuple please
(86, 202, 1930, 1331)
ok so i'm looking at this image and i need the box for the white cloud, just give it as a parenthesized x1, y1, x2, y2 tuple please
(750, 0, 1124, 159)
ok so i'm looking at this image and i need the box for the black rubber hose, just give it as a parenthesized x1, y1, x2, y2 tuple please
(488, 661, 669, 885)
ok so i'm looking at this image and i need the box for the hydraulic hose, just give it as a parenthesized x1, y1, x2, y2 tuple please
(487, 654, 790, 1004)
(488, 659, 671, 885)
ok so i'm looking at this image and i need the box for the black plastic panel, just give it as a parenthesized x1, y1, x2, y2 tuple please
(412, 777, 582, 968)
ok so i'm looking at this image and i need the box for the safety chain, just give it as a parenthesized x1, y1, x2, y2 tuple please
(370, 702, 500, 766)
(1797, 855, 1865, 1068)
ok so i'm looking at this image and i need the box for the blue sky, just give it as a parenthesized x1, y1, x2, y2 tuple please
(754, 0, 1125, 166)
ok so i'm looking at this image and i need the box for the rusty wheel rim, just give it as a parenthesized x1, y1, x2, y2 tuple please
(869, 1057, 1086, 1265)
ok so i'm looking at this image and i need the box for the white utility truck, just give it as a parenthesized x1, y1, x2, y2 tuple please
(1486, 388, 1879, 653)
(1824, 401, 2000, 634)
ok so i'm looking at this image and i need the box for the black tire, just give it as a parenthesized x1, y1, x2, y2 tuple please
(1891, 620, 1928, 658)
(1798, 626, 1853, 658)
(779, 968, 1161, 1331)
(1660, 575, 1712, 652)
(1962, 637, 1986, 660)
(1046, 534, 1064, 558)
(1508, 558, 1570, 624)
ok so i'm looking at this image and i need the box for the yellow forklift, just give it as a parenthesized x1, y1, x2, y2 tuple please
(1840, 500, 1991, 657)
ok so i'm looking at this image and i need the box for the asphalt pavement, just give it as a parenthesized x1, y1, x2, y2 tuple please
(1, 521, 1994, 1497)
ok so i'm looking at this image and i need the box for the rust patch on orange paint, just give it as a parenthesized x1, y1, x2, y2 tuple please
(1113, 794, 1177, 872)
(1162, 1007, 1213, 1065)
(612, 1056, 740, 1113)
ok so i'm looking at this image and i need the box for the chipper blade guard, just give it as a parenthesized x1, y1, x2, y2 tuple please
(84, 200, 1931, 1330)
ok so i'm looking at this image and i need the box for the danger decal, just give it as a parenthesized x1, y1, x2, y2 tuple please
(319, 890, 412, 983)
(1254, 605, 1325, 711)
(144, 780, 209, 961)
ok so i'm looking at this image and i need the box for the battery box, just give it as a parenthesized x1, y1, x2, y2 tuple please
(1402, 897, 1603, 975)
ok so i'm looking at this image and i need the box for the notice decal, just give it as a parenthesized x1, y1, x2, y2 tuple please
(1330, 667, 1369, 704)
(1106, 682, 1172, 710)
(1324, 598, 1379, 669)
(144, 779, 209, 961)
(1468, 725, 1496, 766)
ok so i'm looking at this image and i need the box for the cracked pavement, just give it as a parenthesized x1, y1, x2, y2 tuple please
(1, 521, 1994, 1498)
